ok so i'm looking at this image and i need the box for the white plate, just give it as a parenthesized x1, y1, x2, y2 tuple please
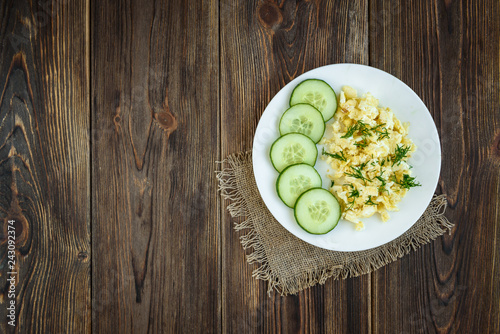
(252, 63, 441, 251)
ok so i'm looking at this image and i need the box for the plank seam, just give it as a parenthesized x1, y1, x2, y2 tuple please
(87, 0, 92, 331)
(218, 0, 223, 333)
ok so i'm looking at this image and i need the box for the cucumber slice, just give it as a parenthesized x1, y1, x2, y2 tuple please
(279, 104, 326, 143)
(276, 164, 322, 208)
(269, 133, 318, 172)
(294, 188, 341, 234)
(289, 79, 338, 121)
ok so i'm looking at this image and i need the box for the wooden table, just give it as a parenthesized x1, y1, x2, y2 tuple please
(0, 0, 499, 333)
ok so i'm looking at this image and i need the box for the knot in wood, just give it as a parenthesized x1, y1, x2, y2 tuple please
(257, 2, 282, 30)
(155, 111, 178, 135)
(77, 251, 88, 261)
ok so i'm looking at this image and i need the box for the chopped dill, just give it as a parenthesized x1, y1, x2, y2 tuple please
(346, 187, 360, 210)
(375, 175, 386, 186)
(378, 186, 389, 194)
(322, 148, 347, 162)
(375, 172, 388, 194)
(392, 173, 421, 189)
(341, 121, 389, 141)
(370, 123, 385, 131)
(341, 123, 359, 138)
(354, 138, 368, 148)
(371, 123, 389, 140)
(365, 196, 377, 206)
(345, 162, 370, 185)
(357, 121, 371, 137)
(376, 128, 390, 140)
(348, 188, 360, 198)
(391, 144, 411, 166)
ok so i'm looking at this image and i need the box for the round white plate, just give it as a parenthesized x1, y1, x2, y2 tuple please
(252, 63, 441, 251)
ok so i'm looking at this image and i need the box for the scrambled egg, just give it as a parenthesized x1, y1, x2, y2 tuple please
(321, 86, 418, 230)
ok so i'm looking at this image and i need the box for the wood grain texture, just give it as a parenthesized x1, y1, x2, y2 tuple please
(91, 0, 220, 332)
(0, 0, 90, 333)
(369, 0, 500, 333)
(220, 0, 371, 332)
(0, 0, 497, 332)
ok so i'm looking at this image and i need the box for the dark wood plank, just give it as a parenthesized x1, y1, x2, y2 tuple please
(369, 0, 500, 332)
(0, 0, 90, 332)
(220, 0, 371, 332)
(91, 0, 220, 332)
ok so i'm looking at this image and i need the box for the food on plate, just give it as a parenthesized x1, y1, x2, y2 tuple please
(272, 81, 420, 233)
(294, 188, 341, 234)
(279, 104, 325, 143)
(289, 79, 338, 121)
(269, 133, 318, 172)
(321, 85, 420, 230)
(276, 163, 322, 208)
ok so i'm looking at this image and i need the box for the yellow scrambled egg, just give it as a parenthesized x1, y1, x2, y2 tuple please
(321, 86, 418, 230)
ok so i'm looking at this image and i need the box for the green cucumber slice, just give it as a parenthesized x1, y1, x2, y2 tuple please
(269, 133, 318, 172)
(279, 104, 326, 143)
(294, 188, 341, 234)
(289, 79, 338, 121)
(276, 164, 322, 208)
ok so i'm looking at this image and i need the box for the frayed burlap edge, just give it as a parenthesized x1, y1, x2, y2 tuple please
(216, 151, 454, 296)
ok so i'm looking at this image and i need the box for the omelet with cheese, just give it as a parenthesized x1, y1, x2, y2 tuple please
(321, 86, 420, 230)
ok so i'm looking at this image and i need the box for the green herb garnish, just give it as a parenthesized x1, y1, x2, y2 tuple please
(365, 195, 377, 205)
(345, 162, 370, 185)
(346, 187, 360, 210)
(371, 123, 385, 131)
(377, 128, 390, 140)
(392, 173, 421, 189)
(392, 144, 411, 166)
(375, 175, 386, 186)
(341, 121, 390, 142)
(322, 148, 347, 162)
(341, 123, 359, 138)
(354, 138, 368, 148)
(348, 188, 360, 198)
(357, 121, 371, 137)
(378, 186, 389, 194)
(370, 123, 390, 140)
(375, 172, 387, 193)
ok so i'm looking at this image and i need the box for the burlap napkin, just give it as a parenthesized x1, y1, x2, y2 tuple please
(216, 151, 453, 296)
